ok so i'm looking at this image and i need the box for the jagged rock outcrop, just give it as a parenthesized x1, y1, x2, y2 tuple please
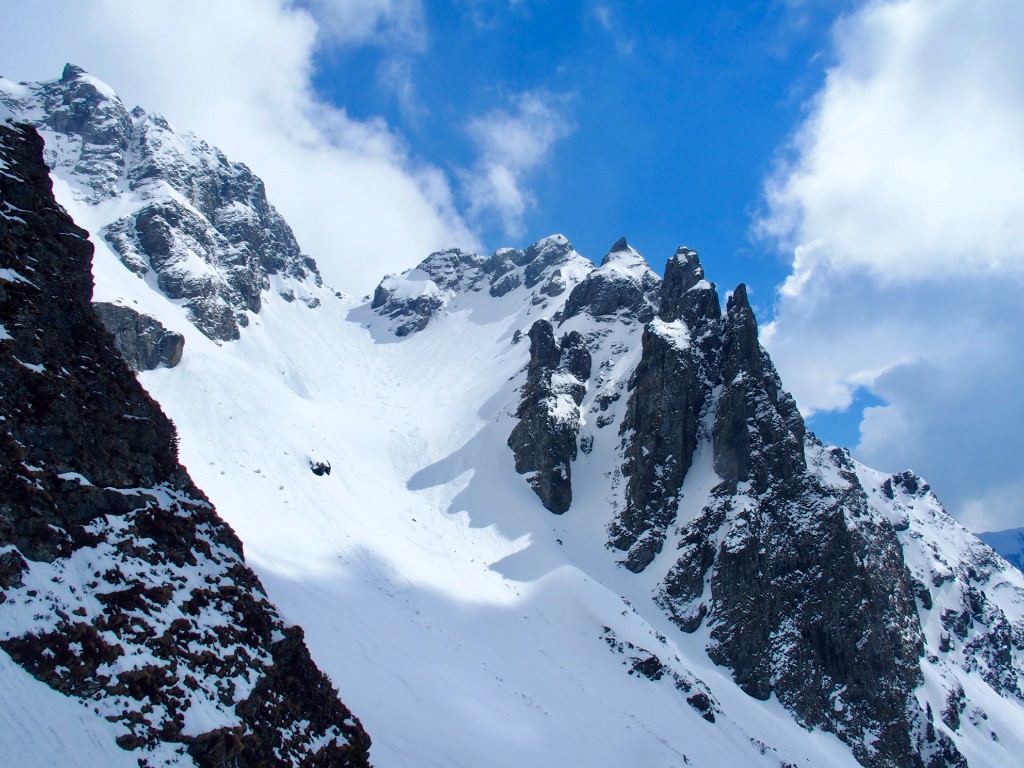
(561, 237, 659, 323)
(711, 284, 806, 493)
(371, 248, 486, 336)
(609, 247, 723, 572)
(93, 301, 184, 370)
(508, 320, 591, 513)
(610, 318, 709, 571)
(658, 246, 721, 352)
(0, 64, 322, 342)
(602, 248, 969, 765)
(370, 234, 593, 335)
(0, 120, 370, 766)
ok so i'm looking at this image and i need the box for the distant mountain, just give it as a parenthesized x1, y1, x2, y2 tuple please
(4, 65, 1024, 768)
(977, 528, 1024, 572)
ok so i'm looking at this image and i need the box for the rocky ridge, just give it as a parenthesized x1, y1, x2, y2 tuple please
(369, 234, 593, 337)
(0, 120, 370, 766)
(0, 65, 321, 342)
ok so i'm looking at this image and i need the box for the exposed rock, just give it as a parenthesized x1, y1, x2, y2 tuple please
(370, 248, 485, 336)
(659, 246, 721, 347)
(712, 284, 805, 494)
(611, 318, 712, 572)
(602, 249, 971, 765)
(310, 460, 332, 477)
(0, 120, 369, 766)
(611, 247, 721, 572)
(601, 626, 719, 723)
(372, 234, 594, 336)
(561, 238, 659, 323)
(508, 320, 591, 513)
(93, 302, 184, 370)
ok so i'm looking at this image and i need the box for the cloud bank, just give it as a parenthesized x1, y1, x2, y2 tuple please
(760, 0, 1024, 530)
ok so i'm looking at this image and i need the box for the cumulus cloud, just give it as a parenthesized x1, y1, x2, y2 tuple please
(461, 91, 574, 238)
(0, 0, 475, 293)
(759, 0, 1024, 529)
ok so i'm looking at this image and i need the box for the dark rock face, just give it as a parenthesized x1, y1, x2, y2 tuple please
(611, 320, 712, 572)
(93, 302, 184, 370)
(711, 285, 806, 494)
(602, 247, 968, 766)
(610, 247, 722, 572)
(508, 320, 590, 513)
(561, 238, 659, 323)
(0, 122, 369, 766)
(693, 472, 930, 768)
(659, 247, 721, 339)
(1, 64, 322, 342)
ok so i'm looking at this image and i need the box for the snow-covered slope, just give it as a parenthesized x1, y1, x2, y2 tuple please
(5, 66, 1024, 768)
(138, 239, 866, 767)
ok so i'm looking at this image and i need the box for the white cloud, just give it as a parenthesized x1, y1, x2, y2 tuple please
(762, 0, 1024, 282)
(304, 0, 427, 51)
(461, 91, 574, 238)
(759, 0, 1024, 529)
(591, 4, 635, 55)
(0, 0, 475, 293)
(377, 57, 424, 121)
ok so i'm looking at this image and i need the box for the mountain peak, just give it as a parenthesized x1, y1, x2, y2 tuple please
(61, 63, 87, 82)
(3, 67, 322, 342)
(727, 283, 751, 313)
(659, 247, 720, 327)
(598, 239, 650, 271)
(609, 236, 630, 253)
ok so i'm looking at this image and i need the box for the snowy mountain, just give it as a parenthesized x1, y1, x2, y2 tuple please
(0, 64, 320, 343)
(3, 66, 1024, 768)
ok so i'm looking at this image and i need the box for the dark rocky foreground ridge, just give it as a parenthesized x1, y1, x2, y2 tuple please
(0, 121, 370, 765)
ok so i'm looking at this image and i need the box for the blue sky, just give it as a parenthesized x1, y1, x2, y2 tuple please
(1, 0, 1022, 530)
(311, 2, 847, 296)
